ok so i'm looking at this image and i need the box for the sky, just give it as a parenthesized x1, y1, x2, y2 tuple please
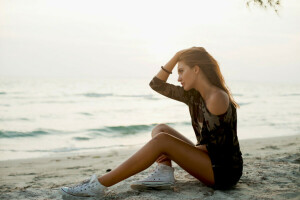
(0, 0, 299, 83)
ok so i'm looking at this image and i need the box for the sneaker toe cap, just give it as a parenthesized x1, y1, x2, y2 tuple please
(60, 187, 70, 195)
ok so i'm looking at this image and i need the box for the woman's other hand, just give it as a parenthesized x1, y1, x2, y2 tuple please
(176, 47, 203, 60)
(156, 154, 169, 163)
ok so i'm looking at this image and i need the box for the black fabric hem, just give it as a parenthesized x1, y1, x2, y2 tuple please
(211, 164, 243, 190)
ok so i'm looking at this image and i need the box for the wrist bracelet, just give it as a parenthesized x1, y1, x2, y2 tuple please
(161, 66, 172, 74)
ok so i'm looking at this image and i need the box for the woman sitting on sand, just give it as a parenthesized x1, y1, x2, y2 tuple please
(60, 47, 243, 198)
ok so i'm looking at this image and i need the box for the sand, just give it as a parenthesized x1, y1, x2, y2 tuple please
(0, 135, 299, 200)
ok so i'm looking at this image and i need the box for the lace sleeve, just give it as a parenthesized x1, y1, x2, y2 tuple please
(149, 76, 196, 105)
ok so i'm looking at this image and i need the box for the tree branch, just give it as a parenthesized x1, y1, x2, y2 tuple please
(246, 0, 281, 14)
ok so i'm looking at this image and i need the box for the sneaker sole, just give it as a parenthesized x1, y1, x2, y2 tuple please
(130, 182, 174, 191)
(60, 188, 104, 199)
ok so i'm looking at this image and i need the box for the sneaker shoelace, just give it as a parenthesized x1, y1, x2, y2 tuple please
(147, 165, 167, 178)
(69, 178, 90, 191)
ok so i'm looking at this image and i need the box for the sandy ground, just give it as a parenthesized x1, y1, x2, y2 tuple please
(0, 135, 299, 200)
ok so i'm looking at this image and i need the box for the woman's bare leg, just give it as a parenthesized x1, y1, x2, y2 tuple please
(98, 132, 214, 187)
(151, 124, 196, 167)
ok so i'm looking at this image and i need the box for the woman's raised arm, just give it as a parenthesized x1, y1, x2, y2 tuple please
(155, 47, 195, 81)
(149, 48, 198, 105)
(155, 53, 180, 81)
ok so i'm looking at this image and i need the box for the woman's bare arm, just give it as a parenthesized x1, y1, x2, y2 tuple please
(196, 145, 208, 153)
(155, 53, 180, 81)
(155, 47, 198, 81)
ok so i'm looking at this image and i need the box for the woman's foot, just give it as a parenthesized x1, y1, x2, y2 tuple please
(60, 174, 107, 198)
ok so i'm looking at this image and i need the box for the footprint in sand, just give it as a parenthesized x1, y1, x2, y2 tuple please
(281, 153, 300, 164)
(92, 156, 101, 158)
(8, 172, 37, 176)
(66, 166, 86, 170)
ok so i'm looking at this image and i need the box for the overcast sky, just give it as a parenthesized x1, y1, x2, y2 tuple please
(0, 0, 299, 83)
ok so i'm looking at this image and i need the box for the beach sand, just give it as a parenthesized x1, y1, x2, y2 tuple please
(0, 135, 299, 200)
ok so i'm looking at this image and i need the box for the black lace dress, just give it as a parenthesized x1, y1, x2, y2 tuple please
(149, 76, 243, 189)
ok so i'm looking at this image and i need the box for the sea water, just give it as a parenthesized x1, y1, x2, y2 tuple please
(0, 76, 299, 160)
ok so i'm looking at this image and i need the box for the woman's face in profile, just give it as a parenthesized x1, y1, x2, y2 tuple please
(177, 61, 196, 91)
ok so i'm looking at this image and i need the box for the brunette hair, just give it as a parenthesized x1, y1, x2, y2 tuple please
(178, 47, 239, 109)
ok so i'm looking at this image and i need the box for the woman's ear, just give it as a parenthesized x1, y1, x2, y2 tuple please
(194, 65, 200, 74)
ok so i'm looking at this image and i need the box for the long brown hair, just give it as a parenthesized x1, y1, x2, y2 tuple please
(178, 47, 239, 109)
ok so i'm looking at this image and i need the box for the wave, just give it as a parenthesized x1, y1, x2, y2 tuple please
(279, 93, 300, 97)
(73, 136, 90, 141)
(88, 122, 191, 137)
(0, 122, 190, 139)
(82, 93, 113, 98)
(79, 112, 93, 116)
(0, 130, 51, 138)
(81, 93, 157, 100)
(116, 94, 157, 100)
(0, 125, 155, 139)
(1, 143, 133, 153)
(88, 124, 156, 137)
(238, 102, 252, 106)
(40, 100, 78, 104)
(0, 118, 31, 121)
(233, 93, 243, 97)
(180, 121, 192, 126)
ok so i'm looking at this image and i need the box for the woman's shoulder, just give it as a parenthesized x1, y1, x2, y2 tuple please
(205, 89, 230, 116)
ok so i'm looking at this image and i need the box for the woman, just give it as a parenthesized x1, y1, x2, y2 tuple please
(60, 47, 243, 198)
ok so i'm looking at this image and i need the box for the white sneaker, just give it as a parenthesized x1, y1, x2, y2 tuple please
(60, 174, 107, 198)
(131, 163, 175, 190)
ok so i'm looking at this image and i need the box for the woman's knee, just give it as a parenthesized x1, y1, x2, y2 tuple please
(152, 132, 172, 142)
(151, 123, 168, 137)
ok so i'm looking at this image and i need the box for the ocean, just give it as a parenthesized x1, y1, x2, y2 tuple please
(1, 76, 299, 160)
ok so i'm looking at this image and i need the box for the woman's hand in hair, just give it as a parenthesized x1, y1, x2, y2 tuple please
(176, 47, 203, 60)
(176, 47, 193, 56)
